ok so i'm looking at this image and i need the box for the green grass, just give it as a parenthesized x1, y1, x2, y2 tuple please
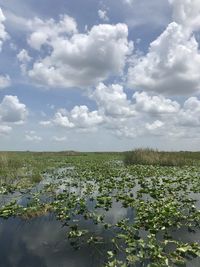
(0, 151, 118, 186)
(0, 151, 81, 186)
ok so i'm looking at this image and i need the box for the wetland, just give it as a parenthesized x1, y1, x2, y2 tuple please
(0, 150, 200, 267)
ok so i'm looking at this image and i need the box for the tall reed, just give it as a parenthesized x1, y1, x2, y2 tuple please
(124, 148, 189, 166)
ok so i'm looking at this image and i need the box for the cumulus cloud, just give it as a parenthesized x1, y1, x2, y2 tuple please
(70, 105, 103, 127)
(40, 84, 191, 138)
(0, 8, 9, 51)
(99, 88, 200, 139)
(0, 95, 28, 123)
(25, 134, 42, 142)
(0, 9, 11, 90)
(17, 49, 32, 73)
(27, 15, 77, 50)
(39, 120, 52, 126)
(38, 87, 200, 141)
(40, 83, 137, 133)
(115, 124, 143, 139)
(121, 95, 200, 138)
(17, 49, 31, 62)
(25, 16, 132, 88)
(128, 22, 200, 95)
(98, 9, 109, 22)
(133, 91, 180, 114)
(145, 120, 164, 131)
(0, 75, 11, 89)
(52, 136, 67, 142)
(0, 125, 12, 135)
(92, 83, 135, 117)
(53, 111, 74, 128)
(169, 0, 200, 31)
(53, 106, 103, 129)
(128, 0, 200, 96)
(177, 97, 200, 127)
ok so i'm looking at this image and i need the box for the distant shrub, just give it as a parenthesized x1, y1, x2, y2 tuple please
(124, 148, 189, 167)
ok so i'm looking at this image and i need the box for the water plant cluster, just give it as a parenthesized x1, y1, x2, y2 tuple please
(0, 152, 200, 266)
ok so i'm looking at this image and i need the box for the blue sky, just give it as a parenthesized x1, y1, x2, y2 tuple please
(0, 0, 200, 151)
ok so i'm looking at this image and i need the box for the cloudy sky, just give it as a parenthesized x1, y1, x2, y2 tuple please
(0, 0, 200, 151)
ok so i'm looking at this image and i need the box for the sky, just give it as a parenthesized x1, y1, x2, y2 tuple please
(0, 0, 200, 151)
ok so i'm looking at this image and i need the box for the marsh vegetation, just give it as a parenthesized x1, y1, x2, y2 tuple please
(0, 150, 200, 266)
(124, 149, 195, 166)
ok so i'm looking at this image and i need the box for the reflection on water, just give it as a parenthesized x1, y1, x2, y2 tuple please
(0, 197, 134, 266)
(0, 216, 108, 267)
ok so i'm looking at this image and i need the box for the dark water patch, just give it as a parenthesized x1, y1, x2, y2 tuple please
(0, 215, 112, 267)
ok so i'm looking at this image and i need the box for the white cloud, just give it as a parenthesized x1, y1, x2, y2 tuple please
(17, 49, 31, 62)
(27, 19, 132, 88)
(92, 83, 135, 117)
(145, 120, 164, 130)
(184, 96, 200, 110)
(53, 111, 74, 128)
(25, 134, 42, 142)
(123, 0, 135, 5)
(17, 49, 32, 74)
(177, 96, 200, 127)
(27, 15, 77, 50)
(95, 88, 200, 139)
(37, 88, 200, 142)
(39, 120, 51, 126)
(122, 95, 200, 138)
(98, 9, 109, 22)
(0, 75, 11, 89)
(115, 124, 143, 139)
(128, 22, 200, 95)
(3, 10, 30, 32)
(41, 84, 186, 139)
(0, 8, 9, 51)
(0, 95, 28, 123)
(70, 105, 103, 128)
(0, 125, 12, 135)
(52, 136, 67, 142)
(133, 91, 180, 114)
(169, 0, 200, 31)
(48, 105, 104, 130)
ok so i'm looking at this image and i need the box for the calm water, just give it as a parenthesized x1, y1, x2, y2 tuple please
(0, 214, 199, 267)
(0, 202, 132, 267)
(0, 216, 105, 267)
